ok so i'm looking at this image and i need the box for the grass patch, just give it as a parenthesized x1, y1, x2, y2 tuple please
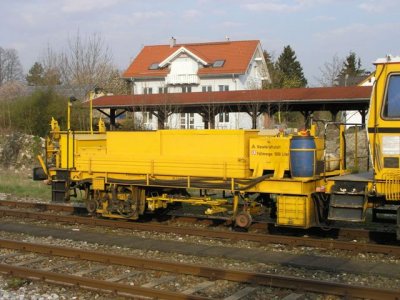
(6, 277, 30, 290)
(0, 169, 51, 200)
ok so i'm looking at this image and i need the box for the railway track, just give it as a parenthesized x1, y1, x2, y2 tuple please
(0, 238, 399, 299)
(0, 199, 399, 258)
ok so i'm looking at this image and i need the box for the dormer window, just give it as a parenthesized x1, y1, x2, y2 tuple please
(148, 63, 159, 70)
(212, 60, 225, 68)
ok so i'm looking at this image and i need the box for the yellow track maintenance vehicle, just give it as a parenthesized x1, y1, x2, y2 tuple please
(34, 56, 400, 235)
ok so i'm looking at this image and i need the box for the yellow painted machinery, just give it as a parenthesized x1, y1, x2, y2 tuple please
(35, 120, 333, 228)
(325, 56, 400, 238)
(34, 56, 400, 235)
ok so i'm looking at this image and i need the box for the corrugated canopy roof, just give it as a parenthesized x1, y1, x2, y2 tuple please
(91, 86, 372, 110)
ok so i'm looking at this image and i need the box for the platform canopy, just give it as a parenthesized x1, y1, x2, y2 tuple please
(90, 86, 372, 129)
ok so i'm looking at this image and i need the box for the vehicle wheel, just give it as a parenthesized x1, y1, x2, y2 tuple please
(235, 211, 252, 228)
(86, 199, 98, 214)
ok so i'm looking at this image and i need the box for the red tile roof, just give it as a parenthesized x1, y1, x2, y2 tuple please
(91, 86, 372, 109)
(122, 40, 260, 78)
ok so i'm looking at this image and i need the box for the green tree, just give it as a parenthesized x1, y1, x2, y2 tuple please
(275, 45, 308, 88)
(262, 46, 307, 127)
(10, 89, 67, 136)
(340, 52, 365, 77)
(26, 61, 62, 87)
(26, 62, 45, 86)
(336, 51, 366, 86)
(262, 50, 279, 89)
(0, 89, 74, 136)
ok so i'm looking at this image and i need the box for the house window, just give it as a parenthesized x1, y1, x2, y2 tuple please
(219, 112, 229, 123)
(144, 87, 153, 94)
(202, 85, 212, 92)
(180, 113, 195, 129)
(182, 86, 192, 93)
(158, 87, 168, 94)
(212, 60, 225, 68)
(218, 85, 229, 91)
(148, 63, 159, 70)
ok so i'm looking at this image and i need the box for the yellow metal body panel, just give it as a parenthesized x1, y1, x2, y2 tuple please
(368, 60, 400, 200)
(66, 130, 258, 179)
(277, 195, 315, 228)
(59, 133, 107, 170)
(314, 138, 324, 161)
(54, 129, 327, 198)
(249, 136, 290, 178)
(247, 178, 320, 194)
(249, 135, 324, 179)
(376, 171, 400, 200)
(92, 177, 105, 190)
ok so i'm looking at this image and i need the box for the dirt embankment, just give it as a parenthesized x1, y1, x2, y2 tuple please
(0, 133, 45, 175)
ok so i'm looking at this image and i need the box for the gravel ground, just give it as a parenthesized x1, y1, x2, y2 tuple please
(2, 212, 400, 267)
(0, 228, 399, 299)
(1, 195, 400, 298)
(0, 275, 129, 300)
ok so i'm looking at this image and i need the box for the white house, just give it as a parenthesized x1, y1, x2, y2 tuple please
(345, 73, 375, 125)
(122, 38, 270, 129)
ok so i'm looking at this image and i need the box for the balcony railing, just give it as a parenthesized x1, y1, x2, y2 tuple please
(166, 74, 200, 85)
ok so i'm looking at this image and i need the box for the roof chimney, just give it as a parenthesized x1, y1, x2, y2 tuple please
(170, 36, 176, 48)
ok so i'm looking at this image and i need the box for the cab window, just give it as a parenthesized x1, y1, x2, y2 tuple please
(383, 74, 400, 119)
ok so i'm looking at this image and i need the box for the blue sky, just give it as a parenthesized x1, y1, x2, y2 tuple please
(1, 0, 399, 86)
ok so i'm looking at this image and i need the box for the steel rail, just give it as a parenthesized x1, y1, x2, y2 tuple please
(0, 263, 208, 300)
(0, 199, 393, 238)
(0, 199, 84, 213)
(0, 239, 398, 299)
(1, 207, 400, 258)
(0, 199, 392, 239)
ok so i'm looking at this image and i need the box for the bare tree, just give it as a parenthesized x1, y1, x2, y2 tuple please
(40, 45, 62, 86)
(0, 81, 27, 101)
(41, 32, 117, 98)
(316, 54, 344, 87)
(0, 47, 24, 132)
(61, 32, 113, 87)
(0, 47, 23, 85)
(0, 81, 27, 131)
(102, 69, 130, 95)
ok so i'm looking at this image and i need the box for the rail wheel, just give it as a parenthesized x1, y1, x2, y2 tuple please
(235, 211, 252, 228)
(86, 199, 98, 214)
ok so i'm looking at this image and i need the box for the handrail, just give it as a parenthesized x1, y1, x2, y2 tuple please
(312, 119, 368, 178)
